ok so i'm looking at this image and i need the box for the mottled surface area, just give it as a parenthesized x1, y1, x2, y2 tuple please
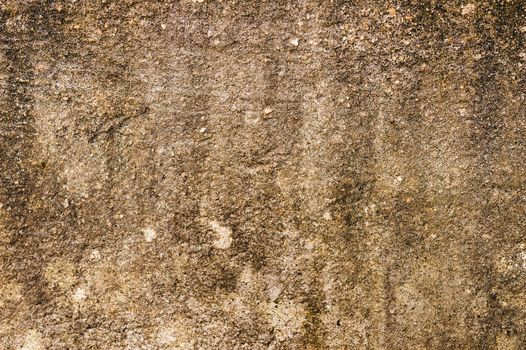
(1, 1, 526, 349)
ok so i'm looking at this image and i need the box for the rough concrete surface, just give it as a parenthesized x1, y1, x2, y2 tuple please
(1, 0, 526, 349)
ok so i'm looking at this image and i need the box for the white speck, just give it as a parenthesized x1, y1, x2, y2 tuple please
(90, 249, 101, 260)
(396, 175, 404, 182)
(322, 211, 332, 220)
(461, 4, 475, 15)
(263, 107, 273, 115)
(199, 127, 207, 133)
(142, 227, 157, 242)
(268, 285, 282, 302)
(161, 23, 167, 30)
(209, 221, 233, 249)
(290, 37, 299, 46)
(73, 287, 87, 301)
(63, 199, 69, 208)
(520, 251, 526, 269)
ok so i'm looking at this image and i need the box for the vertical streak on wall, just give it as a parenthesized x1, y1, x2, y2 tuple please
(0, 12, 35, 241)
(468, 3, 526, 348)
(298, 3, 388, 347)
(0, 11, 37, 344)
(296, 43, 334, 350)
(0, 8, 44, 314)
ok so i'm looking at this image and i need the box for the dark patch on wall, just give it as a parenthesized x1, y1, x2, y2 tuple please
(0, 1, 72, 312)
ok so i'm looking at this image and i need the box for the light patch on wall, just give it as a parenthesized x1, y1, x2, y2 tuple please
(72, 286, 87, 302)
(0, 211, 11, 248)
(461, 3, 475, 16)
(20, 330, 46, 350)
(264, 299, 306, 342)
(142, 227, 157, 242)
(157, 318, 195, 349)
(0, 280, 22, 308)
(90, 249, 101, 260)
(222, 293, 250, 319)
(209, 221, 233, 249)
(496, 332, 519, 350)
(61, 149, 107, 197)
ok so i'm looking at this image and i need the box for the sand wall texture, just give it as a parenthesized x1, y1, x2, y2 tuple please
(1, 1, 526, 349)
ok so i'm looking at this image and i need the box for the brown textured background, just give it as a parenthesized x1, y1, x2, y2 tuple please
(1, 0, 526, 349)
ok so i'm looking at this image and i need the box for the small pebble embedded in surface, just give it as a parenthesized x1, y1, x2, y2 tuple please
(461, 3, 475, 15)
(142, 227, 157, 242)
(73, 286, 87, 301)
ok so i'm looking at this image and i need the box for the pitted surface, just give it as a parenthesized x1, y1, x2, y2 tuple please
(1, 1, 526, 349)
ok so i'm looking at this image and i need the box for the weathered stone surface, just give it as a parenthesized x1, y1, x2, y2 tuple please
(1, 1, 526, 349)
